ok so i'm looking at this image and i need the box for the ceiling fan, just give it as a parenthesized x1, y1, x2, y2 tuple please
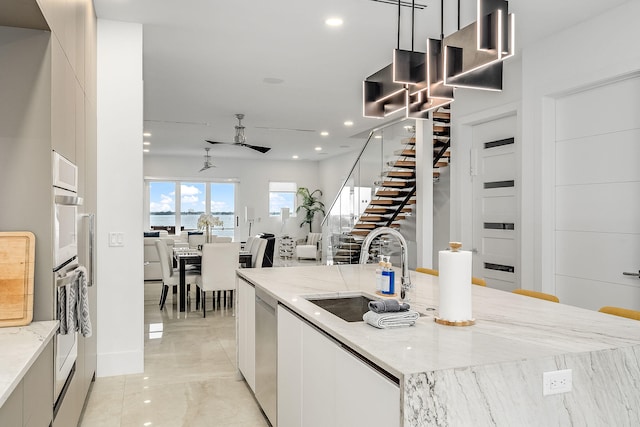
(199, 148, 215, 172)
(206, 114, 271, 153)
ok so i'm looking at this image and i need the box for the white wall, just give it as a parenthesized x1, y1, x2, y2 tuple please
(144, 155, 322, 241)
(96, 19, 144, 376)
(449, 0, 640, 299)
(522, 0, 640, 295)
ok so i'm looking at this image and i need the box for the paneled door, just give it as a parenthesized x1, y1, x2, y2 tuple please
(553, 75, 640, 310)
(471, 114, 518, 291)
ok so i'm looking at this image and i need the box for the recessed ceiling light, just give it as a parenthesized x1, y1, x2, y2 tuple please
(143, 141, 151, 146)
(292, 155, 299, 159)
(143, 148, 150, 153)
(374, 135, 382, 139)
(344, 120, 354, 126)
(325, 17, 343, 27)
(143, 132, 151, 137)
(315, 147, 322, 151)
(320, 131, 329, 136)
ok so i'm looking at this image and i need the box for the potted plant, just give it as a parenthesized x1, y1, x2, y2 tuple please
(296, 187, 325, 233)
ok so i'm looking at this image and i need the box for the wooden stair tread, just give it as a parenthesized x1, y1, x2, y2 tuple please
(401, 137, 416, 144)
(435, 161, 449, 167)
(375, 190, 412, 197)
(432, 111, 450, 123)
(364, 207, 412, 214)
(383, 171, 415, 178)
(380, 180, 416, 188)
(394, 149, 416, 157)
(389, 160, 416, 169)
(358, 215, 407, 223)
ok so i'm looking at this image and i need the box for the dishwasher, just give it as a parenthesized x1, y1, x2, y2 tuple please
(255, 287, 277, 426)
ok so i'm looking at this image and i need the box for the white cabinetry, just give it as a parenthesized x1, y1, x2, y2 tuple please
(278, 306, 400, 427)
(237, 277, 255, 391)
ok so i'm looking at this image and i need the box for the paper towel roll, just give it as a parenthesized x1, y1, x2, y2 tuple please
(438, 246, 472, 322)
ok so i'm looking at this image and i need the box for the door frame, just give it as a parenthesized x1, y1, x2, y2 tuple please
(450, 101, 522, 285)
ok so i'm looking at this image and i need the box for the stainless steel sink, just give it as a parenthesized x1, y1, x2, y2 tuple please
(305, 294, 375, 322)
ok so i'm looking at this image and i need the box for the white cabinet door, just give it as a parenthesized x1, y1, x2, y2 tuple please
(277, 306, 400, 427)
(301, 322, 336, 427)
(277, 306, 302, 427)
(335, 347, 400, 427)
(237, 278, 255, 391)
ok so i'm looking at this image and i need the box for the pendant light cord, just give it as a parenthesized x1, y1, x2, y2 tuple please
(397, 0, 401, 50)
(411, 0, 415, 51)
(440, 0, 444, 40)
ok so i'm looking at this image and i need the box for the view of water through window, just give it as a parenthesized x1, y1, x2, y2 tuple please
(149, 181, 235, 238)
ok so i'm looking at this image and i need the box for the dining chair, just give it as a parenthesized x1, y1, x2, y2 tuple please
(195, 242, 240, 317)
(417, 267, 486, 286)
(244, 236, 256, 252)
(598, 306, 640, 321)
(471, 277, 487, 286)
(250, 237, 267, 268)
(155, 240, 199, 309)
(512, 289, 560, 303)
(416, 267, 439, 276)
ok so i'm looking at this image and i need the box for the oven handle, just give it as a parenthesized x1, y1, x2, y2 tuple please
(80, 213, 95, 287)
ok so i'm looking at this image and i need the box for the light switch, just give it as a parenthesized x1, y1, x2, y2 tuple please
(109, 232, 125, 247)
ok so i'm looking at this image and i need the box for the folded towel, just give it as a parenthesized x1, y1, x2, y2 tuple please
(363, 310, 419, 329)
(368, 299, 410, 313)
(75, 266, 92, 338)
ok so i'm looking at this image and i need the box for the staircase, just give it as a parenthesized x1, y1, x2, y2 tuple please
(326, 107, 451, 264)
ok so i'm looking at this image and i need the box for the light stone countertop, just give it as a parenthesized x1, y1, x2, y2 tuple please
(237, 264, 640, 379)
(0, 321, 58, 407)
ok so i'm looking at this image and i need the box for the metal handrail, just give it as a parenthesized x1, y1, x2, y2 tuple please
(320, 116, 409, 226)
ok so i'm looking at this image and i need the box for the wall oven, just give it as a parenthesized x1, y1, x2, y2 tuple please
(52, 151, 83, 408)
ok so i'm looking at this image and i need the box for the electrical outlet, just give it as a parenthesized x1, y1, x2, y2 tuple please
(543, 369, 572, 396)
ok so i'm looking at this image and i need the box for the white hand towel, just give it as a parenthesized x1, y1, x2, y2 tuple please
(363, 310, 419, 329)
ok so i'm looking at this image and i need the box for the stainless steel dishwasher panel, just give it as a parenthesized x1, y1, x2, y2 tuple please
(255, 288, 277, 426)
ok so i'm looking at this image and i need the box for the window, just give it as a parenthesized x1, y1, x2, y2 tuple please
(210, 183, 235, 239)
(149, 181, 176, 230)
(269, 181, 296, 216)
(146, 180, 236, 240)
(181, 182, 206, 230)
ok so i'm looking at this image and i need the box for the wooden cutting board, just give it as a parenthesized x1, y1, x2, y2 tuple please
(0, 232, 35, 327)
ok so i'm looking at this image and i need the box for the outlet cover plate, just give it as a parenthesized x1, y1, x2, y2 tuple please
(543, 369, 572, 396)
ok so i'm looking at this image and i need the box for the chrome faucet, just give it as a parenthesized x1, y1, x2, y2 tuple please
(359, 227, 413, 301)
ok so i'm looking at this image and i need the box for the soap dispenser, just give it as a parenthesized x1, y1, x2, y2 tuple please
(375, 255, 384, 293)
(381, 256, 395, 295)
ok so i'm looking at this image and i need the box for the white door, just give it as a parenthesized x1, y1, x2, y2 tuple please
(471, 115, 518, 291)
(553, 75, 640, 310)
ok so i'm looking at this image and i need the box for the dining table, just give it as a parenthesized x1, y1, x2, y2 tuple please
(173, 249, 253, 312)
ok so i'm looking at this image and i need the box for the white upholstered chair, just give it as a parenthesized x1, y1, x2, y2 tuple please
(250, 237, 267, 268)
(155, 240, 199, 309)
(296, 232, 322, 260)
(195, 242, 240, 316)
(244, 236, 257, 252)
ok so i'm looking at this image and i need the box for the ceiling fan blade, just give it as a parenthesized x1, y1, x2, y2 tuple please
(243, 144, 271, 153)
(205, 140, 231, 145)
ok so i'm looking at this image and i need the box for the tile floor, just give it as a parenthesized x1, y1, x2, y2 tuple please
(79, 281, 270, 427)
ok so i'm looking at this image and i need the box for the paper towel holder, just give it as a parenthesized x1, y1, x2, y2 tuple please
(434, 241, 476, 326)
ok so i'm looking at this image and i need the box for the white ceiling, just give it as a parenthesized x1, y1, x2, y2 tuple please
(93, 0, 629, 162)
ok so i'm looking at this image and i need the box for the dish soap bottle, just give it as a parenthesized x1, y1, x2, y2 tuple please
(375, 255, 385, 293)
(381, 256, 395, 295)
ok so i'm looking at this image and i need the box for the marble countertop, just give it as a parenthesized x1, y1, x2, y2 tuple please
(0, 321, 58, 407)
(238, 264, 640, 379)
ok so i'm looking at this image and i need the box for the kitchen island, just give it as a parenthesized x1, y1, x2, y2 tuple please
(236, 264, 640, 426)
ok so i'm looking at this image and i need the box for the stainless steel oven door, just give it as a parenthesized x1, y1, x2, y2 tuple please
(54, 263, 79, 401)
(53, 187, 81, 269)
